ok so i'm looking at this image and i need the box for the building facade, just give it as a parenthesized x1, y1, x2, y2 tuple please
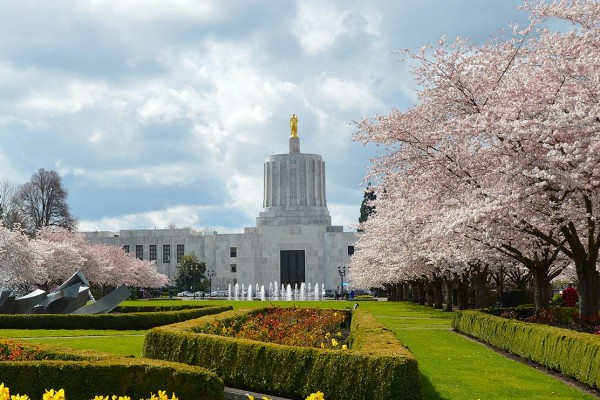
(84, 131, 357, 291)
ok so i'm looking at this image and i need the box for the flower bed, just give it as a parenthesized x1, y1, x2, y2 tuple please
(144, 307, 421, 400)
(196, 306, 350, 349)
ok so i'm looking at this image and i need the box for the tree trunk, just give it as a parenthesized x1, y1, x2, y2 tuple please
(471, 265, 490, 309)
(576, 261, 598, 316)
(456, 277, 469, 310)
(396, 283, 404, 302)
(530, 267, 552, 311)
(402, 283, 410, 301)
(417, 281, 426, 305)
(443, 278, 453, 311)
(411, 282, 419, 303)
(426, 281, 434, 307)
(433, 278, 444, 309)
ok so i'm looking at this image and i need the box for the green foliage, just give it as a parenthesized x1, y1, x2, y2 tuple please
(175, 254, 207, 292)
(452, 310, 600, 390)
(358, 183, 376, 229)
(0, 339, 224, 399)
(143, 307, 421, 400)
(0, 305, 232, 330)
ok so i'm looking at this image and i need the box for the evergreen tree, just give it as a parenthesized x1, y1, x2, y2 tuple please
(358, 183, 376, 231)
(175, 253, 207, 292)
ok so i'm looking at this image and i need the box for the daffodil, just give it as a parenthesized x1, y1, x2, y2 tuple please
(10, 395, 30, 400)
(331, 338, 338, 347)
(305, 391, 325, 400)
(91, 396, 108, 400)
(43, 389, 65, 400)
(341, 344, 348, 350)
(246, 395, 255, 400)
(0, 383, 10, 400)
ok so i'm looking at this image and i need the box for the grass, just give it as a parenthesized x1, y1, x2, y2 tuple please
(357, 301, 597, 400)
(0, 299, 596, 399)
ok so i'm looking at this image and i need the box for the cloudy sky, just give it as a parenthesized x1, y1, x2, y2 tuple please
(0, 0, 531, 234)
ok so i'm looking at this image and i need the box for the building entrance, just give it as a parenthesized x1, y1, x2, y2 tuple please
(280, 250, 305, 287)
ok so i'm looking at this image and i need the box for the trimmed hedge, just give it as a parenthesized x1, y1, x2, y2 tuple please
(143, 307, 421, 400)
(452, 310, 600, 390)
(0, 340, 224, 399)
(113, 304, 214, 313)
(0, 305, 232, 330)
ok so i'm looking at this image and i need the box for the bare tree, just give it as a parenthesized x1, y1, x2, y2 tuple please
(0, 180, 24, 229)
(18, 169, 77, 235)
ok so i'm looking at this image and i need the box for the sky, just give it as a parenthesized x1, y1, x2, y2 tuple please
(0, 0, 532, 234)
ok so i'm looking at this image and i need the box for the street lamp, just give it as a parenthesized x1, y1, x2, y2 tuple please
(190, 264, 199, 299)
(338, 266, 346, 298)
(207, 270, 214, 299)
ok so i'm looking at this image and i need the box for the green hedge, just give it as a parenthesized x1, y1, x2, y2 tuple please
(452, 310, 600, 390)
(0, 306, 232, 330)
(113, 304, 212, 313)
(143, 307, 421, 400)
(0, 341, 224, 399)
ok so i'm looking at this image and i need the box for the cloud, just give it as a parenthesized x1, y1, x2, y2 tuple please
(225, 174, 264, 220)
(293, 1, 345, 53)
(82, 0, 219, 21)
(19, 81, 107, 114)
(317, 77, 382, 111)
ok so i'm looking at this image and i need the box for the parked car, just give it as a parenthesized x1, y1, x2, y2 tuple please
(210, 290, 228, 297)
(323, 289, 336, 298)
(194, 291, 206, 298)
(177, 291, 194, 297)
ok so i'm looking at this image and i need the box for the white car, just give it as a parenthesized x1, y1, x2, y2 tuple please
(177, 291, 194, 297)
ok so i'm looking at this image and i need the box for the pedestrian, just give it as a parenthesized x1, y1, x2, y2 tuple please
(561, 283, 579, 307)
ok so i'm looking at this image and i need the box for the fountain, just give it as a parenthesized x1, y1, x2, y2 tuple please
(259, 285, 266, 301)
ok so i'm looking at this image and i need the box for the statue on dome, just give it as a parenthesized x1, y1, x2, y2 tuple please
(290, 114, 298, 138)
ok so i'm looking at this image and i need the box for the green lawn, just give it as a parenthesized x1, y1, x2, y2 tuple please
(0, 299, 596, 399)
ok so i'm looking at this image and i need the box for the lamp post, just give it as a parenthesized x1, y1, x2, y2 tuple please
(191, 264, 198, 299)
(338, 266, 346, 299)
(207, 270, 214, 299)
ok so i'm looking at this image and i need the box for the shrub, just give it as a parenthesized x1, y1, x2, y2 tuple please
(144, 307, 421, 400)
(0, 340, 224, 399)
(0, 305, 232, 330)
(453, 310, 600, 390)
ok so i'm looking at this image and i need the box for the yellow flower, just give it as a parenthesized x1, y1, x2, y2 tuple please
(261, 397, 271, 400)
(43, 389, 65, 400)
(169, 394, 178, 400)
(305, 391, 325, 400)
(341, 344, 348, 350)
(325, 332, 331, 339)
(320, 342, 325, 348)
(331, 338, 338, 347)
(10, 395, 30, 400)
(0, 383, 10, 400)
(91, 396, 108, 400)
(336, 331, 342, 337)
(247, 395, 255, 400)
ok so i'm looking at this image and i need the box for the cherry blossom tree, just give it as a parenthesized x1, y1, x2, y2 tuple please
(352, 0, 599, 315)
(0, 225, 46, 291)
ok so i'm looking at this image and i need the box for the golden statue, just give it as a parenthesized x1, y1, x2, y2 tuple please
(290, 114, 298, 138)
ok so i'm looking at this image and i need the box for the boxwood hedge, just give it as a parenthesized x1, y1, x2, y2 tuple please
(0, 305, 232, 330)
(0, 340, 224, 399)
(452, 310, 600, 390)
(143, 307, 421, 400)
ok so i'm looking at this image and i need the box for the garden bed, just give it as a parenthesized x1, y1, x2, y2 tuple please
(143, 307, 421, 400)
(0, 338, 224, 399)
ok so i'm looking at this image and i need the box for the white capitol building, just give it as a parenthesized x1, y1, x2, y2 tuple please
(84, 119, 357, 291)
